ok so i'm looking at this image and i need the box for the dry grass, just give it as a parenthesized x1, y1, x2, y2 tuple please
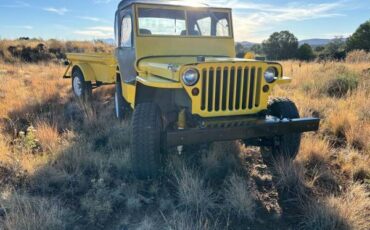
(224, 174, 256, 219)
(0, 56, 369, 229)
(299, 184, 370, 230)
(174, 166, 217, 216)
(346, 50, 370, 63)
(0, 39, 113, 63)
(35, 121, 59, 153)
(276, 60, 370, 179)
(0, 190, 71, 230)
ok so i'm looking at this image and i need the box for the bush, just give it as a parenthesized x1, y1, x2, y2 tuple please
(325, 74, 359, 98)
(297, 43, 315, 61)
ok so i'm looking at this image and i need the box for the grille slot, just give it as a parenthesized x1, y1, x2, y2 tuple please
(200, 65, 263, 113)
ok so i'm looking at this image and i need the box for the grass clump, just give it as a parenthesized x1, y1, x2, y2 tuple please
(0, 191, 73, 230)
(224, 174, 256, 220)
(174, 167, 217, 216)
(324, 74, 359, 98)
(299, 184, 370, 230)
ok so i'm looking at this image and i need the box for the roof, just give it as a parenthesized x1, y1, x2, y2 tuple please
(118, 0, 212, 10)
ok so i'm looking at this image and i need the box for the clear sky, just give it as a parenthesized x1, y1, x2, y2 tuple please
(0, 0, 369, 42)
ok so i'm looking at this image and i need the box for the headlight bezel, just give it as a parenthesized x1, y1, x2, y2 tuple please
(264, 67, 278, 83)
(182, 68, 199, 86)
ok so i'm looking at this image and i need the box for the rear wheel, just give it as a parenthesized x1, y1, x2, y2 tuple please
(261, 98, 302, 162)
(72, 68, 92, 100)
(131, 103, 163, 179)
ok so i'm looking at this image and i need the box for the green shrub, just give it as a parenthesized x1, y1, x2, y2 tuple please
(14, 126, 40, 153)
(325, 74, 359, 98)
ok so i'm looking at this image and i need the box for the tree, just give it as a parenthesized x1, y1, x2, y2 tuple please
(235, 42, 246, 58)
(321, 38, 346, 60)
(250, 44, 263, 55)
(346, 19, 370, 52)
(262, 31, 298, 60)
(315, 46, 325, 53)
(297, 43, 315, 61)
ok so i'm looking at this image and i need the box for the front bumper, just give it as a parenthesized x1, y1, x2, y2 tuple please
(166, 117, 320, 147)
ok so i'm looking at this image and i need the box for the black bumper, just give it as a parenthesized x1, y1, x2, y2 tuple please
(166, 117, 320, 147)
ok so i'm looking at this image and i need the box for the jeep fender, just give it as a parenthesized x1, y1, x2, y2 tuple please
(72, 63, 97, 82)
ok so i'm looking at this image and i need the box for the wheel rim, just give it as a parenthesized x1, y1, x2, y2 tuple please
(115, 92, 120, 118)
(73, 77, 83, 97)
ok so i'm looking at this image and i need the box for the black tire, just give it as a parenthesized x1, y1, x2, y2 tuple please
(131, 103, 163, 179)
(114, 78, 128, 120)
(72, 68, 92, 100)
(261, 98, 301, 161)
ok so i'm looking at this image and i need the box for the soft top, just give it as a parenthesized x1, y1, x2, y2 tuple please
(117, 0, 211, 10)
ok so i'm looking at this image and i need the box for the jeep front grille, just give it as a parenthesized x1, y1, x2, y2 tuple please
(199, 65, 263, 113)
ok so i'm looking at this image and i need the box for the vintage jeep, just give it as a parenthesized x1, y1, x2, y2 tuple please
(64, 0, 320, 179)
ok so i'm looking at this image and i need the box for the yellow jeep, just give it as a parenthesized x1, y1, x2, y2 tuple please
(64, 0, 320, 179)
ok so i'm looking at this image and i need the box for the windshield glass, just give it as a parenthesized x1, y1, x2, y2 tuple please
(137, 7, 232, 37)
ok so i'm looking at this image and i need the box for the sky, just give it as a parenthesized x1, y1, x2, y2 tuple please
(0, 0, 369, 42)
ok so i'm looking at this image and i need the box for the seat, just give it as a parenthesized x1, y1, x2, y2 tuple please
(139, 29, 152, 35)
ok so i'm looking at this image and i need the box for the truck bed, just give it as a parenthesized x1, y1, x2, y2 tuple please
(65, 53, 117, 84)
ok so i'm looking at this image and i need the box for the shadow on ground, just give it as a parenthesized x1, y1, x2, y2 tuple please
(0, 87, 351, 230)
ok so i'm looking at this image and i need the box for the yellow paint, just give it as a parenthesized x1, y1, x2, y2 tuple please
(121, 81, 136, 108)
(178, 109, 186, 129)
(136, 76, 183, 89)
(62, 63, 72, 78)
(182, 62, 283, 117)
(72, 63, 97, 82)
(66, 53, 117, 83)
(244, 52, 256, 59)
(64, 3, 291, 119)
(277, 76, 292, 84)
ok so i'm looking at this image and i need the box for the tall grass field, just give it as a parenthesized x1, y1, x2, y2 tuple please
(0, 51, 369, 229)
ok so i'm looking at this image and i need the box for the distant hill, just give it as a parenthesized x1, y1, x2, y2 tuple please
(239, 41, 257, 48)
(98, 38, 115, 45)
(238, 38, 347, 49)
(299, 39, 332, 47)
(98, 37, 347, 48)
(299, 38, 347, 47)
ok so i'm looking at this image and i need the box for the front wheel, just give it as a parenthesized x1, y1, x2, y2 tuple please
(131, 103, 163, 179)
(261, 98, 302, 162)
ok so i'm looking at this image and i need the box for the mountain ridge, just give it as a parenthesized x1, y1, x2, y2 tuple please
(238, 38, 347, 48)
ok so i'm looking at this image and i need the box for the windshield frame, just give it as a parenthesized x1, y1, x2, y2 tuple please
(134, 4, 234, 39)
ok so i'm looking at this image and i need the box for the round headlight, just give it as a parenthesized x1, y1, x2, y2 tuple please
(264, 67, 277, 83)
(182, 69, 199, 86)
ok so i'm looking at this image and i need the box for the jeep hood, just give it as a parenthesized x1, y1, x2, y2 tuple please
(137, 56, 260, 82)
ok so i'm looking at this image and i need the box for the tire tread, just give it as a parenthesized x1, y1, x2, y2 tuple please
(131, 103, 162, 179)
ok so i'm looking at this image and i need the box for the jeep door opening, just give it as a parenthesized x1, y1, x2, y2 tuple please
(63, 0, 320, 179)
